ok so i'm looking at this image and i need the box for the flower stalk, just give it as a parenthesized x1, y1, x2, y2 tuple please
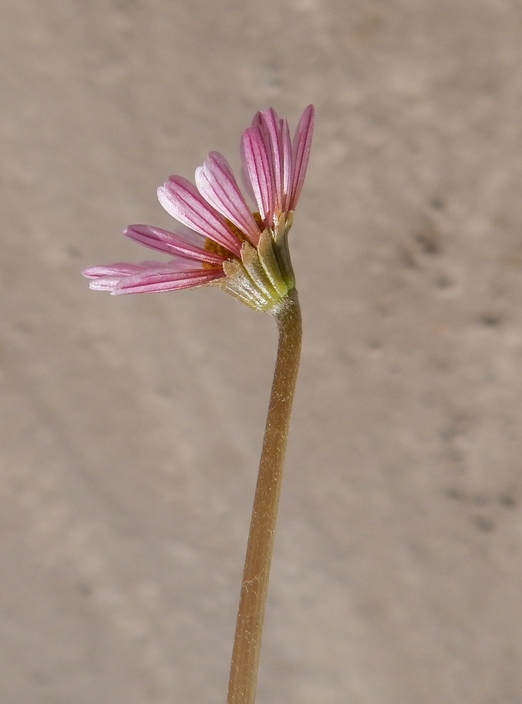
(227, 290, 302, 704)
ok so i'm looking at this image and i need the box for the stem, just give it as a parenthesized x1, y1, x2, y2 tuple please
(227, 289, 302, 704)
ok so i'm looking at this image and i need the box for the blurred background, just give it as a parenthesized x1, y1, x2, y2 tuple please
(2, 1, 522, 702)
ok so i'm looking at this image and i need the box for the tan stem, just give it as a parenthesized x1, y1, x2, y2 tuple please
(227, 290, 302, 704)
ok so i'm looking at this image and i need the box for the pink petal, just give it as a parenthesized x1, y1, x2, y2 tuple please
(83, 259, 215, 293)
(84, 263, 158, 291)
(195, 152, 261, 246)
(157, 176, 242, 257)
(254, 109, 283, 213)
(113, 267, 224, 295)
(280, 119, 292, 211)
(288, 104, 315, 211)
(125, 225, 225, 264)
(241, 126, 274, 224)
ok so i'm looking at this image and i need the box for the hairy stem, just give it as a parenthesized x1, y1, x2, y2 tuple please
(227, 289, 303, 704)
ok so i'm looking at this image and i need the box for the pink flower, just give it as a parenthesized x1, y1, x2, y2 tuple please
(83, 105, 314, 311)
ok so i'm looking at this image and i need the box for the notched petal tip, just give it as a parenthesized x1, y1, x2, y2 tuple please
(88, 277, 120, 292)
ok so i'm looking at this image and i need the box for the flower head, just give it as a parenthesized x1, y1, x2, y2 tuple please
(83, 105, 314, 313)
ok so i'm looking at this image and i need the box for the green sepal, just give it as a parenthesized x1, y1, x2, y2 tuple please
(257, 230, 291, 297)
(210, 228, 296, 314)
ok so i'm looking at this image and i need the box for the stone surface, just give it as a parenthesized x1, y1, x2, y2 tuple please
(1, 1, 522, 702)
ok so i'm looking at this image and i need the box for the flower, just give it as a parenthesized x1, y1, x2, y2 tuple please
(83, 105, 314, 313)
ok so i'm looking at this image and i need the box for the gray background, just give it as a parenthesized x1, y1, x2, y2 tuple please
(2, 1, 522, 702)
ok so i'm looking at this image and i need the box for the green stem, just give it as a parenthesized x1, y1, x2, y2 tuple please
(226, 289, 303, 704)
